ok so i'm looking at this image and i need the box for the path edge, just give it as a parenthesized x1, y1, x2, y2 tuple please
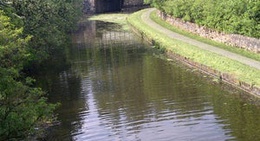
(127, 9, 260, 98)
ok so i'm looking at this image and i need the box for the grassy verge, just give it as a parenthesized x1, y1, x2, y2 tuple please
(150, 11, 260, 62)
(127, 9, 260, 88)
(88, 13, 130, 31)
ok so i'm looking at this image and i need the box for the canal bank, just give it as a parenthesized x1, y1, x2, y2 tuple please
(41, 16, 260, 140)
(127, 8, 260, 97)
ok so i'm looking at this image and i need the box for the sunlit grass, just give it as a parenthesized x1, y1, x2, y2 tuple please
(150, 11, 260, 61)
(88, 13, 130, 31)
(127, 9, 260, 87)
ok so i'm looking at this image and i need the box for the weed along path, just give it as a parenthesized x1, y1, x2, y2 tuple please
(141, 8, 260, 70)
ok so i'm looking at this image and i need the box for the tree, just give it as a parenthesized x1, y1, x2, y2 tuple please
(8, 0, 82, 62)
(0, 10, 56, 140)
(0, 0, 83, 139)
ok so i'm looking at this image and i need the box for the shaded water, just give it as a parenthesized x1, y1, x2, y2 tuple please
(39, 21, 260, 141)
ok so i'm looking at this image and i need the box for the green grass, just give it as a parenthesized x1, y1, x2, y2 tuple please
(150, 11, 260, 62)
(88, 13, 130, 31)
(127, 9, 260, 87)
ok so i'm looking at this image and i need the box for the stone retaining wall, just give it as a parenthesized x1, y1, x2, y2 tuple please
(158, 11, 260, 53)
(124, 0, 144, 7)
(164, 51, 260, 96)
(128, 23, 260, 97)
(83, 0, 144, 14)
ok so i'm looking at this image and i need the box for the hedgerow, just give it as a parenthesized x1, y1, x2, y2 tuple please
(151, 0, 260, 38)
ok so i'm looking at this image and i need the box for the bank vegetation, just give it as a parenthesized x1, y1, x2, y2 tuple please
(151, 0, 260, 38)
(0, 0, 82, 139)
(127, 9, 260, 96)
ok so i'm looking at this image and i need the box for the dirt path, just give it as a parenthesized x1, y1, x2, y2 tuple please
(141, 8, 260, 70)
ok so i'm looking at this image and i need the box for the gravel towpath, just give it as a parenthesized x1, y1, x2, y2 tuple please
(141, 8, 260, 70)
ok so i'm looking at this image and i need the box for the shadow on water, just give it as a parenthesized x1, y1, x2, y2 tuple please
(36, 20, 260, 141)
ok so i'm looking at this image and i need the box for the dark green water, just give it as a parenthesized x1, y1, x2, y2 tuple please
(39, 21, 260, 141)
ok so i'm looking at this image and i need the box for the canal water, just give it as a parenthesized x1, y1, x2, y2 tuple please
(39, 20, 260, 141)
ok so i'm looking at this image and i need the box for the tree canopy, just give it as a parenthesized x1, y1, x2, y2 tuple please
(0, 0, 82, 139)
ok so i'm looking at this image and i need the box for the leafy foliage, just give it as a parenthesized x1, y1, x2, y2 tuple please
(10, 0, 82, 62)
(151, 0, 260, 38)
(0, 0, 82, 139)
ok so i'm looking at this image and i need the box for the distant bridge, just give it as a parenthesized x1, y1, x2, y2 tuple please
(83, 0, 144, 13)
